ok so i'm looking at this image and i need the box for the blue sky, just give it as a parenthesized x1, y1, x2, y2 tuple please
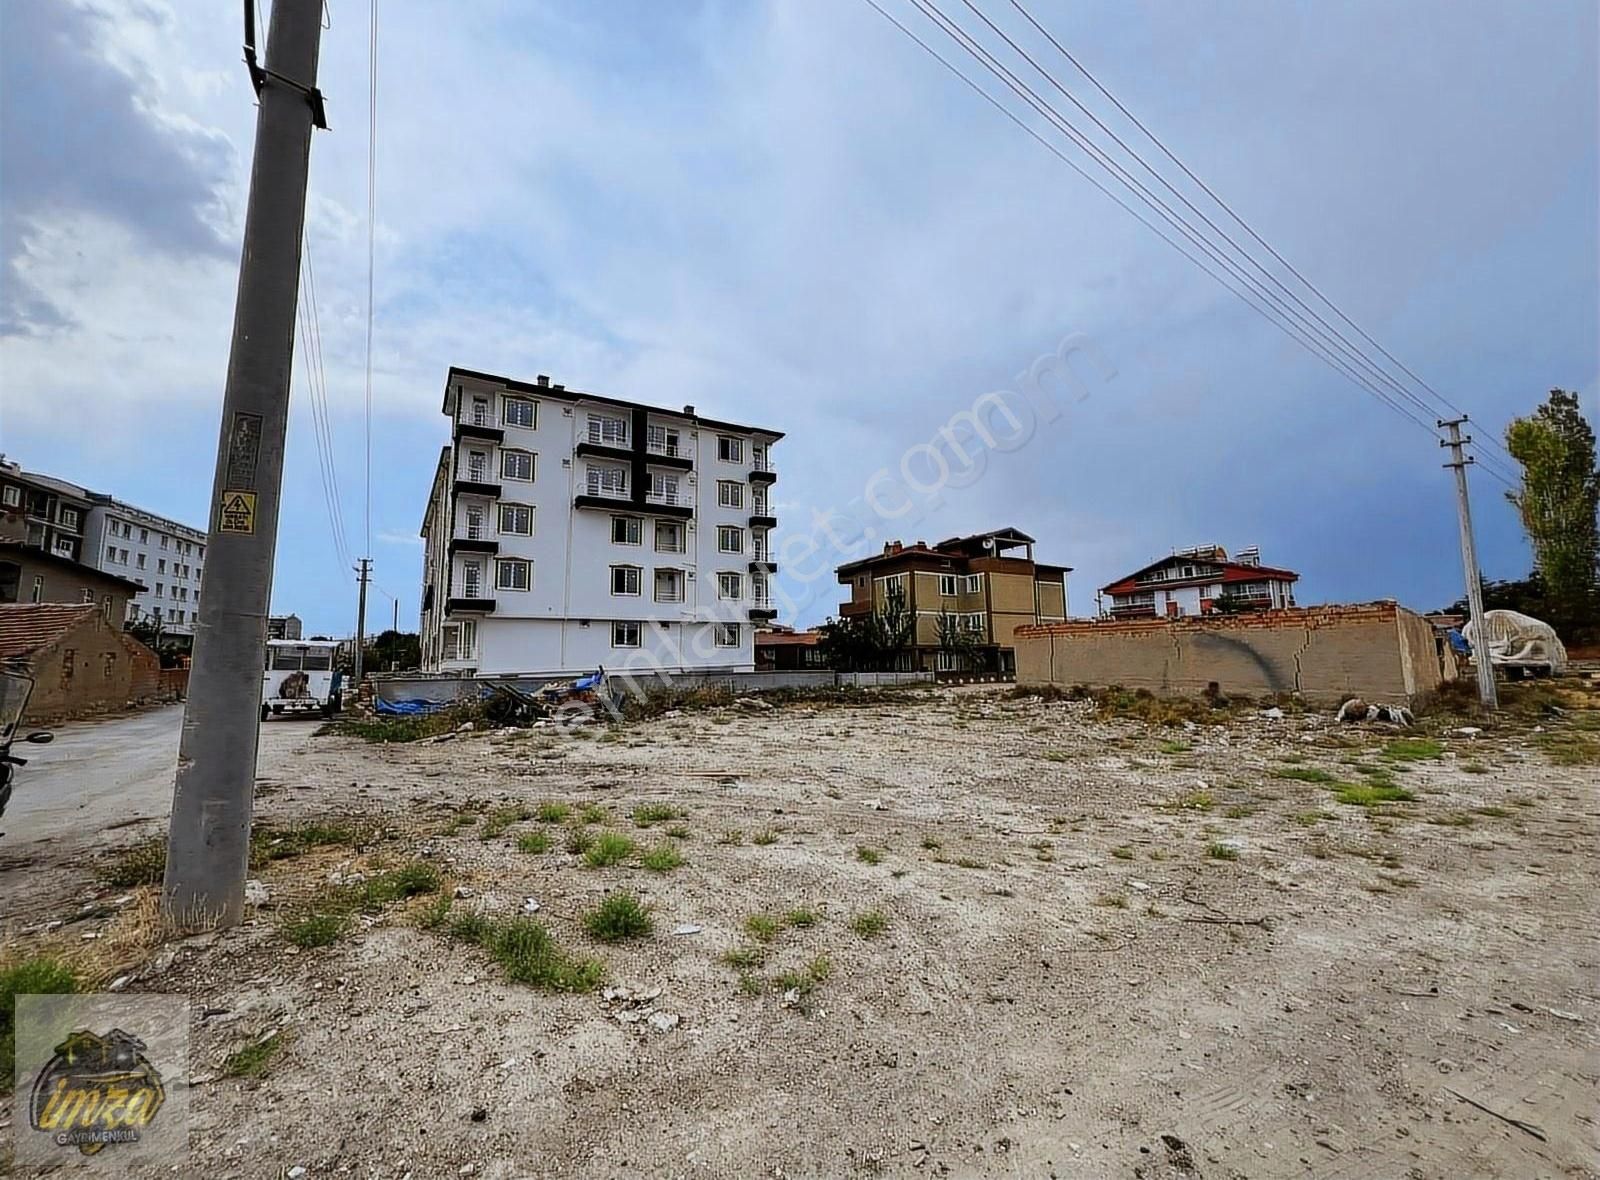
(2, 0, 1595, 636)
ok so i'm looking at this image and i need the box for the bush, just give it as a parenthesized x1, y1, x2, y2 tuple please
(639, 844, 684, 872)
(517, 830, 554, 854)
(1, 957, 79, 1094)
(584, 832, 636, 867)
(850, 908, 889, 938)
(583, 893, 654, 942)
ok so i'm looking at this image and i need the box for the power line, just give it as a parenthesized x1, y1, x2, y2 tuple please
(362, 0, 379, 560)
(297, 238, 355, 570)
(1002, 0, 1522, 475)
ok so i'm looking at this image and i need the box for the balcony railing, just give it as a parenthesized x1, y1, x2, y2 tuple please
(646, 487, 686, 507)
(655, 584, 685, 603)
(586, 422, 629, 446)
(585, 479, 630, 500)
(646, 438, 683, 458)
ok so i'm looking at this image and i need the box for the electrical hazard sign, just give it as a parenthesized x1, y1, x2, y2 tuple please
(219, 490, 257, 534)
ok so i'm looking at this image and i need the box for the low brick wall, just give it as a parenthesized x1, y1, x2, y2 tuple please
(157, 667, 190, 700)
(1014, 602, 1444, 705)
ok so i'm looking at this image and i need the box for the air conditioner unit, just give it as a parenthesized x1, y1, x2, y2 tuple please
(561, 458, 571, 468)
(686, 570, 696, 579)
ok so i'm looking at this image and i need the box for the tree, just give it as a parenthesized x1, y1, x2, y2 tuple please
(1505, 390, 1600, 639)
(817, 584, 915, 672)
(366, 629, 421, 671)
(935, 610, 985, 671)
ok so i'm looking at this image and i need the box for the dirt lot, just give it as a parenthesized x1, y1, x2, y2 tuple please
(3, 684, 1598, 1178)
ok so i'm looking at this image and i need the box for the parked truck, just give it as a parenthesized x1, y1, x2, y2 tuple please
(262, 639, 344, 720)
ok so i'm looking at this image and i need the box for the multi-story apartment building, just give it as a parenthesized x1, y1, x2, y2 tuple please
(0, 458, 208, 641)
(1099, 545, 1298, 618)
(418, 367, 783, 676)
(834, 527, 1071, 674)
(81, 495, 208, 638)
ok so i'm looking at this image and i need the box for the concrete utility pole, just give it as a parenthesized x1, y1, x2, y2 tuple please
(353, 558, 371, 685)
(163, 0, 327, 927)
(1440, 418, 1499, 710)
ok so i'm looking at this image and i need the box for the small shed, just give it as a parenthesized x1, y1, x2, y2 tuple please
(0, 604, 160, 722)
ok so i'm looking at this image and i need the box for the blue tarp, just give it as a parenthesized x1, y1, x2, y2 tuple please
(374, 697, 449, 716)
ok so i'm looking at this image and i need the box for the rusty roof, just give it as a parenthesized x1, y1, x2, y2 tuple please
(0, 603, 100, 660)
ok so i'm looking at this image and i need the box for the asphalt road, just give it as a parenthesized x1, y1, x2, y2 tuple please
(1, 705, 314, 849)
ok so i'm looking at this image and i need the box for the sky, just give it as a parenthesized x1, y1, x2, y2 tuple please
(1, 0, 1595, 637)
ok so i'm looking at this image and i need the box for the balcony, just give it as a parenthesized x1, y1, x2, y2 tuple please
(575, 440, 634, 464)
(840, 600, 872, 618)
(445, 596, 496, 615)
(749, 461, 776, 484)
(749, 599, 777, 622)
(574, 481, 630, 512)
(646, 487, 693, 519)
(448, 537, 499, 557)
(749, 554, 778, 574)
(748, 504, 776, 528)
(455, 420, 504, 444)
(454, 471, 501, 498)
(645, 443, 694, 471)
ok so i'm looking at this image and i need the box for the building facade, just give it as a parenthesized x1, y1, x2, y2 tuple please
(268, 614, 304, 641)
(0, 459, 92, 563)
(81, 495, 207, 637)
(1099, 545, 1298, 618)
(0, 543, 145, 626)
(418, 367, 783, 677)
(834, 527, 1070, 674)
(0, 604, 161, 722)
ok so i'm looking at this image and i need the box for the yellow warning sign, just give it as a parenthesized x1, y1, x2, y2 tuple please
(219, 490, 257, 534)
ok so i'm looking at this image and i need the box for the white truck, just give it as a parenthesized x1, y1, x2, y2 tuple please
(262, 639, 344, 720)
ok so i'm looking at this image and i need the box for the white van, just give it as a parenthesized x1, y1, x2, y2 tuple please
(262, 639, 344, 720)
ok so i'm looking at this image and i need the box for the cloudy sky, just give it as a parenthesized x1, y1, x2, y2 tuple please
(2, 0, 1595, 636)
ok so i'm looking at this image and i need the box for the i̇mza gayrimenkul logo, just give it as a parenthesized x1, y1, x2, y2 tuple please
(29, 1027, 167, 1154)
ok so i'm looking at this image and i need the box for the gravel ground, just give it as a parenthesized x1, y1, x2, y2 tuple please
(2, 685, 1597, 1179)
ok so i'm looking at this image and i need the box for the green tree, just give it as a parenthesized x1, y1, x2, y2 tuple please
(817, 584, 915, 671)
(935, 610, 984, 671)
(1505, 390, 1600, 639)
(366, 630, 421, 671)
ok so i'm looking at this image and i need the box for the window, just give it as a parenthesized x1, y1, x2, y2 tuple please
(655, 521, 685, 553)
(503, 397, 536, 428)
(717, 481, 744, 509)
(160, 535, 169, 549)
(647, 423, 681, 456)
(158, 559, 166, 574)
(498, 504, 533, 535)
(501, 450, 535, 481)
(588, 413, 628, 445)
(81, 587, 96, 603)
(60, 508, 79, 530)
(1, 486, 17, 507)
(464, 505, 485, 539)
(611, 516, 642, 545)
(470, 397, 490, 426)
(155, 583, 164, 597)
(654, 569, 684, 603)
(961, 612, 985, 633)
(442, 620, 477, 662)
(714, 623, 739, 647)
(717, 572, 743, 600)
(647, 472, 680, 505)
(587, 465, 627, 498)
(964, 574, 982, 594)
(137, 554, 146, 570)
(466, 450, 489, 481)
(938, 574, 958, 597)
(717, 436, 744, 463)
(495, 558, 532, 591)
(31, 575, 43, 603)
(612, 621, 641, 648)
(106, 546, 117, 564)
(717, 525, 743, 554)
(462, 560, 483, 597)
(140, 529, 149, 542)
(611, 565, 641, 596)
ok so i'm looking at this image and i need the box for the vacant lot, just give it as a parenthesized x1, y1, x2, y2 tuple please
(3, 685, 1597, 1178)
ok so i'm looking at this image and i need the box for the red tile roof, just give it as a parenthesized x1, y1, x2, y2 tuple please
(1102, 557, 1299, 596)
(0, 604, 100, 660)
(756, 629, 821, 647)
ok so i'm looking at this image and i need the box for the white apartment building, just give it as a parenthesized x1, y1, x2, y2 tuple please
(82, 496, 208, 637)
(418, 367, 782, 676)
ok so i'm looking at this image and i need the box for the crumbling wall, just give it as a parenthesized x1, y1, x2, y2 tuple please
(1015, 603, 1441, 705)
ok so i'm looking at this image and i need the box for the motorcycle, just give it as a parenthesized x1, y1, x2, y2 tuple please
(0, 667, 55, 825)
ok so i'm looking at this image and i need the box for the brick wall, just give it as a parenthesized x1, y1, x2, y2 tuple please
(1015, 602, 1445, 704)
(25, 616, 162, 722)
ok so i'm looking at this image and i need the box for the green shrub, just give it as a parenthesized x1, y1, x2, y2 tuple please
(223, 1030, 287, 1078)
(536, 801, 572, 823)
(517, 830, 554, 854)
(639, 844, 684, 872)
(631, 803, 680, 828)
(850, 908, 889, 938)
(583, 893, 654, 942)
(1, 957, 79, 1094)
(584, 832, 636, 867)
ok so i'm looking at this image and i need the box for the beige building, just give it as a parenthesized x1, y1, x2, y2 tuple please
(835, 527, 1070, 674)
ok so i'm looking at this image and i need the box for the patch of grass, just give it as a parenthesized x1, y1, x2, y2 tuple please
(723, 944, 768, 970)
(564, 826, 596, 856)
(1223, 804, 1257, 819)
(480, 805, 532, 841)
(282, 910, 350, 949)
(1110, 846, 1134, 860)
(322, 703, 486, 744)
(745, 913, 783, 943)
(578, 804, 611, 825)
(717, 829, 745, 846)
(1332, 781, 1416, 807)
(737, 971, 764, 996)
(482, 918, 605, 991)
(1427, 812, 1475, 828)
(1205, 842, 1240, 861)
(583, 893, 654, 942)
(441, 812, 477, 835)
(358, 863, 442, 909)
(1157, 739, 1192, 755)
(751, 828, 779, 846)
(584, 831, 636, 868)
(100, 838, 168, 887)
(1170, 789, 1214, 812)
(1292, 810, 1334, 827)
(666, 823, 691, 840)
(855, 845, 883, 866)
(1381, 737, 1445, 762)
(249, 821, 367, 868)
(850, 908, 889, 938)
(535, 801, 572, 823)
(631, 803, 681, 828)
(774, 956, 833, 997)
(1, 957, 79, 1093)
(1461, 762, 1491, 775)
(517, 830, 554, 854)
(415, 893, 453, 930)
(1273, 766, 1337, 783)
(639, 844, 684, 872)
(785, 907, 818, 928)
(223, 1030, 288, 1079)
(1535, 729, 1600, 767)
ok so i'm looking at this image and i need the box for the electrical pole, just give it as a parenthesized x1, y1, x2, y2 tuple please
(1440, 418, 1498, 710)
(163, 0, 327, 928)
(353, 558, 371, 686)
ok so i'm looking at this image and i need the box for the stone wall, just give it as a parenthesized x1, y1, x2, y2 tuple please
(26, 616, 161, 722)
(1015, 602, 1444, 705)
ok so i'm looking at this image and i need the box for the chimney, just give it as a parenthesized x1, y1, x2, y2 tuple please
(890, 541, 903, 555)
(683, 404, 695, 416)
(915, 540, 926, 550)
(536, 374, 550, 387)
(552, 383, 565, 392)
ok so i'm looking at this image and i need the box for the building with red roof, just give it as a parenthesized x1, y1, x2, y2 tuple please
(1099, 545, 1298, 619)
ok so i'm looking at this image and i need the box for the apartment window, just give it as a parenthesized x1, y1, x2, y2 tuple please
(714, 623, 739, 647)
(160, 535, 169, 549)
(501, 450, 535, 481)
(717, 481, 744, 509)
(462, 560, 483, 598)
(106, 546, 117, 564)
(587, 464, 627, 498)
(466, 450, 489, 481)
(717, 436, 743, 463)
(938, 574, 958, 597)
(60, 508, 79, 530)
(470, 397, 490, 426)
(648, 472, 680, 506)
(137, 554, 146, 570)
(81, 587, 95, 603)
(588, 413, 628, 445)
(503, 397, 536, 428)
(610, 565, 641, 596)
(654, 521, 685, 553)
(442, 620, 476, 662)
(654, 569, 684, 603)
(647, 424, 681, 456)
(717, 572, 743, 600)
(158, 559, 166, 574)
(465, 505, 485, 540)
(752, 443, 769, 472)
(30, 576, 43, 603)
(964, 574, 982, 594)
(751, 488, 770, 517)
(611, 516, 642, 545)
(495, 558, 532, 591)
(612, 621, 641, 648)
(498, 504, 533, 535)
(961, 612, 985, 633)
(717, 525, 743, 554)
(1, 486, 17, 508)
(155, 583, 164, 597)
(140, 529, 149, 542)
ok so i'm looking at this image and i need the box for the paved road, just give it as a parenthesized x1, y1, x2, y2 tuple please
(1, 706, 316, 849)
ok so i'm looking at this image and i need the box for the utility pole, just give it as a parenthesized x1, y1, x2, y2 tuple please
(163, 0, 327, 927)
(1440, 418, 1498, 710)
(353, 558, 371, 686)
